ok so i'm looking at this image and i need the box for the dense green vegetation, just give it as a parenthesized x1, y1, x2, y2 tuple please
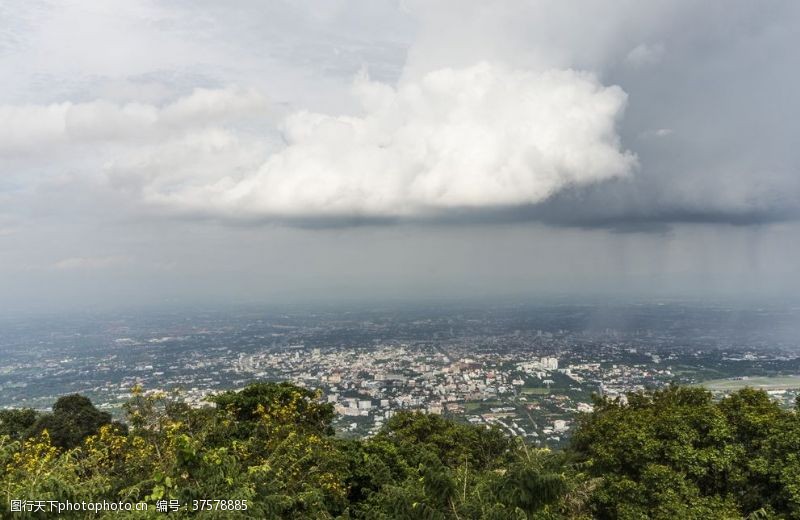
(2, 383, 800, 518)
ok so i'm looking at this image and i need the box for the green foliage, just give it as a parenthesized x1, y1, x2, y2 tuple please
(3, 383, 800, 519)
(0, 408, 40, 440)
(29, 394, 115, 449)
(374, 410, 514, 470)
(351, 412, 569, 519)
(209, 381, 335, 436)
(571, 385, 800, 519)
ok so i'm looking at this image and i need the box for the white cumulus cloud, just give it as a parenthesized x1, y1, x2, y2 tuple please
(142, 62, 636, 219)
(0, 86, 267, 155)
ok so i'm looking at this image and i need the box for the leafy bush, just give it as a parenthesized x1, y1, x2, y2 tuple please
(2, 383, 800, 519)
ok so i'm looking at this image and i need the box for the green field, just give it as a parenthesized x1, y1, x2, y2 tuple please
(699, 375, 800, 391)
(520, 387, 550, 395)
(464, 400, 503, 413)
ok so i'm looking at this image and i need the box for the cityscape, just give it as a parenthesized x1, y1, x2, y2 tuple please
(3, 301, 799, 445)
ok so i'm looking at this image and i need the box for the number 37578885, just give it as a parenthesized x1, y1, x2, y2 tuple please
(191, 499, 248, 511)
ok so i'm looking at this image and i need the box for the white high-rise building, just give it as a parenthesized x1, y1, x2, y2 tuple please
(541, 357, 559, 370)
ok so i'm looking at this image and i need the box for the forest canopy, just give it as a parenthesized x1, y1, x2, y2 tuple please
(2, 383, 800, 519)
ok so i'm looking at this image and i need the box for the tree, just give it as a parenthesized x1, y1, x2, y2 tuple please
(30, 394, 114, 449)
(7, 382, 798, 519)
(375, 410, 514, 470)
(209, 381, 335, 437)
(569, 385, 800, 519)
(0, 408, 40, 440)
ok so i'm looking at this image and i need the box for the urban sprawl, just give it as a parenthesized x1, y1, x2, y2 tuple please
(2, 303, 799, 446)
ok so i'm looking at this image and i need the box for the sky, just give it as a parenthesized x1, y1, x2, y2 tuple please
(1, 0, 799, 310)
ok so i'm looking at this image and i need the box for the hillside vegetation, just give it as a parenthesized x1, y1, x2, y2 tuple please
(2, 383, 800, 519)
